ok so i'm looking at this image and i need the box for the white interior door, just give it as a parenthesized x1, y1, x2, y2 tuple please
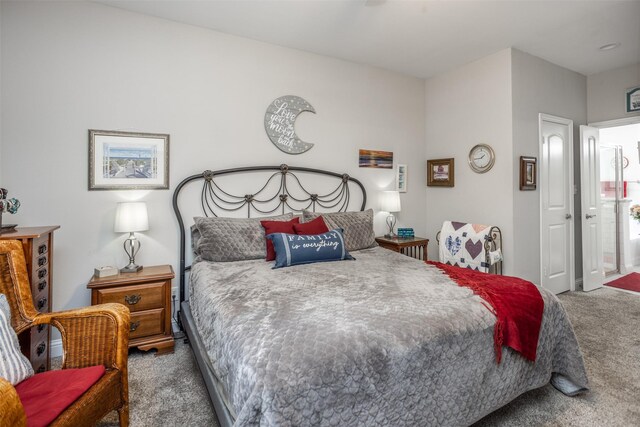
(580, 125, 604, 291)
(540, 114, 574, 294)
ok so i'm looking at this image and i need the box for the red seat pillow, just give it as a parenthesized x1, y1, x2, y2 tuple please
(294, 216, 330, 235)
(261, 217, 300, 261)
(15, 365, 106, 427)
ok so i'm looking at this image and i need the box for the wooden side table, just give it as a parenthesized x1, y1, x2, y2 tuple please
(375, 236, 429, 261)
(87, 265, 175, 355)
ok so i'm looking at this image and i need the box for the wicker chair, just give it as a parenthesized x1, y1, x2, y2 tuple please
(0, 240, 130, 426)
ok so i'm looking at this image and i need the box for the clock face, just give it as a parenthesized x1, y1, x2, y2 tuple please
(469, 144, 495, 173)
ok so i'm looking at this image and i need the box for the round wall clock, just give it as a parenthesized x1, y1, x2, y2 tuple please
(468, 144, 495, 173)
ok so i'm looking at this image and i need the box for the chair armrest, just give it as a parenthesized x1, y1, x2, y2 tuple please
(0, 377, 26, 427)
(34, 303, 130, 371)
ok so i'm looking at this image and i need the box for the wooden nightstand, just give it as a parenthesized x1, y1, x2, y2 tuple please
(87, 265, 175, 355)
(375, 236, 429, 261)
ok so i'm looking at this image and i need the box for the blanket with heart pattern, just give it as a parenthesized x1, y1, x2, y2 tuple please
(439, 221, 493, 272)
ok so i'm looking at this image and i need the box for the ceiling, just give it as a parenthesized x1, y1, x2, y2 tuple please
(97, 0, 640, 78)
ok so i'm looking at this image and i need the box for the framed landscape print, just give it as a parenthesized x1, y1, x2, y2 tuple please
(359, 149, 393, 169)
(519, 156, 537, 190)
(89, 130, 170, 190)
(427, 158, 454, 187)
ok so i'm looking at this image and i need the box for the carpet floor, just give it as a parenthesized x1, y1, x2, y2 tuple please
(93, 287, 639, 426)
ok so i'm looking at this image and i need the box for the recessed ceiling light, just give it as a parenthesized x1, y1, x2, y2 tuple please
(599, 43, 621, 51)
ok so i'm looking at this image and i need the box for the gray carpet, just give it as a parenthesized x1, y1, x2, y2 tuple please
(93, 287, 638, 426)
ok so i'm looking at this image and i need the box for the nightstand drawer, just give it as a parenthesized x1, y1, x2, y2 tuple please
(129, 308, 165, 339)
(96, 281, 168, 312)
(87, 265, 175, 355)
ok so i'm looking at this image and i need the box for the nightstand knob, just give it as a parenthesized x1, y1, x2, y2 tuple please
(124, 294, 142, 305)
(130, 321, 140, 332)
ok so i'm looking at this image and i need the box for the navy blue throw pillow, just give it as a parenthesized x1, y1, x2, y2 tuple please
(266, 229, 354, 268)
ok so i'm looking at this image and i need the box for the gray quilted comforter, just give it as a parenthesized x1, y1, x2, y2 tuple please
(190, 247, 588, 426)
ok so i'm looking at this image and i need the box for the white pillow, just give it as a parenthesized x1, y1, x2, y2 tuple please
(0, 293, 34, 385)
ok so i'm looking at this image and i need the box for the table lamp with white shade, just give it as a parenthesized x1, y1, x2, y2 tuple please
(380, 190, 401, 238)
(114, 201, 149, 273)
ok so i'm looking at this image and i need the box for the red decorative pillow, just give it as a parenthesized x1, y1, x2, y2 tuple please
(261, 217, 300, 261)
(294, 216, 330, 235)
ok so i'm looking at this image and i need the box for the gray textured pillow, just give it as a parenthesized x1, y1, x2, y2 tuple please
(302, 209, 377, 251)
(0, 294, 34, 385)
(194, 214, 294, 262)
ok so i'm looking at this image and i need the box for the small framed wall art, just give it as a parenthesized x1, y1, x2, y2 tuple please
(519, 156, 537, 190)
(427, 158, 454, 187)
(396, 164, 407, 193)
(626, 86, 640, 113)
(89, 130, 170, 190)
(359, 149, 393, 169)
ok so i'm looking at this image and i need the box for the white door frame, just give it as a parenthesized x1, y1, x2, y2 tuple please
(539, 113, 575, 292)
(589, 116, 640, 128)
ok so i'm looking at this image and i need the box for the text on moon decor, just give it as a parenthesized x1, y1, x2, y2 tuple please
(264, 95, 316, 155)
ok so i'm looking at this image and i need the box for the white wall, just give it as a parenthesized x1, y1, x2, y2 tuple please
(0, 1, 426, 312)
(588, 63, 640, 124)
(425, 49, 587, 284)
(425, 49, 514, 272)
(511, 49, 587, 284)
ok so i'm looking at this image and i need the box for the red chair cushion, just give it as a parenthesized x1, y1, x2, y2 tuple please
(261, 217, 300, 261)
(15, 365, 106, 427)
(293, 216, 330, 235)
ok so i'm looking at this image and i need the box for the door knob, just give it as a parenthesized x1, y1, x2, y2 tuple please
(565, 214, 572, 219)
(586, 214, 597, 219)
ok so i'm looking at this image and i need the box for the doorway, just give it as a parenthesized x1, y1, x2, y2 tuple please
(599, 122, 640, 275)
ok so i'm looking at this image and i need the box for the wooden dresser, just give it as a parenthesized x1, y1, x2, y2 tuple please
(0, 226, 60, 373)
(87, 265, 175, 355)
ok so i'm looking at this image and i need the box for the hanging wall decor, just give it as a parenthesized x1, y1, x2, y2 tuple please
(264, 95, 316, 154)
(626, 86, 640, 113)
(519, 156, 537, 191)
(88, 129, 170, 190)
(359, 149, 393, 168)
(396, 164, 408, 192)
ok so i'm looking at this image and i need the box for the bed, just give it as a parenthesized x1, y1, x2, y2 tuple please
(173, 164, 588, 427)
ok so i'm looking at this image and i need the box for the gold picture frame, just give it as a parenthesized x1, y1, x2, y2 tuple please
(427, 158, 454, 187)
(519, 156, 537, 191)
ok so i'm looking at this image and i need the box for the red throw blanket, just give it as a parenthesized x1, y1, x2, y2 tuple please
(428, 261, 544, 363)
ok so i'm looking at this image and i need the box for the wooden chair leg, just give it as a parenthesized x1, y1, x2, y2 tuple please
(118, 404, 129, 427)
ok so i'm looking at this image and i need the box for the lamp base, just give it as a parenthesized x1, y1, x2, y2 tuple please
(120, 264, 143, 274)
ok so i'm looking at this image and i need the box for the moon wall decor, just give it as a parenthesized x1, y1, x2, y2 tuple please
(264, 95, 316, 154)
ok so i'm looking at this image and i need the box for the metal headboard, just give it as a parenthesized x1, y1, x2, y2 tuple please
(172, 164, 367, 310)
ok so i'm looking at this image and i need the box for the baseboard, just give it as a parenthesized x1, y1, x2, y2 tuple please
(50, 338, 63, 359)
(575, 278, 583, 291)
